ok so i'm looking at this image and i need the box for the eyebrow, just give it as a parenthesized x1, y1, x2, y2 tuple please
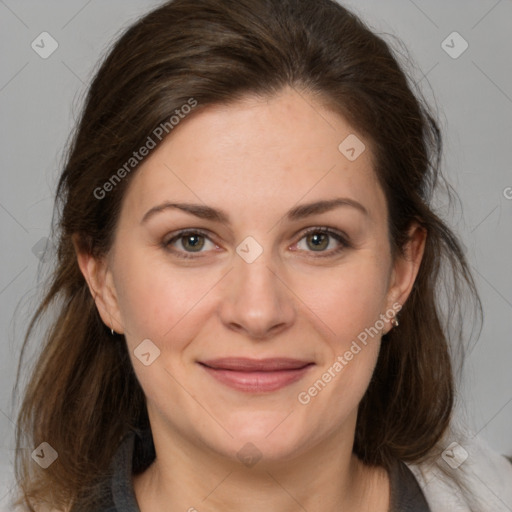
(141, 197, 368, 225)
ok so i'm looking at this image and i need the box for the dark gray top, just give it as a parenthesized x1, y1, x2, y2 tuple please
(84, 427, 431, 511)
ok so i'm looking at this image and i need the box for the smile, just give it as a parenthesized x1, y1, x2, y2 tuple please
(198, 358, 315, 393)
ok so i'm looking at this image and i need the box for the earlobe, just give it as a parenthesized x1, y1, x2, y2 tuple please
(72, 235, 124, 334)
(384, 223, 427, 328)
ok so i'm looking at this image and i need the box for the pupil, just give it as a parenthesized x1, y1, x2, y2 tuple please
(185, 235, 203, 251)
(309, 233, 327, 251)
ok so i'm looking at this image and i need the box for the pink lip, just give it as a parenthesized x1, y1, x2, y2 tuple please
(198, 358, 314, 392)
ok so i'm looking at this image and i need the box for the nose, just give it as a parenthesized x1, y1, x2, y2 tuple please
(217, 247, 296, 340)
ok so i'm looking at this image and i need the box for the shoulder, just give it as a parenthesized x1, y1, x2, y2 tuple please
(407, 424, 512, 512)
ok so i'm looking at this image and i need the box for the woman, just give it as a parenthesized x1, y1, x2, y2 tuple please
(13, 0, 512, 511)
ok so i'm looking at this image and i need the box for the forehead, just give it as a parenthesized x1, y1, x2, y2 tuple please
(121, 87, 386, 225)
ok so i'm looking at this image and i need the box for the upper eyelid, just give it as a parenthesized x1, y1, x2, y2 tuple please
(163, 229, 216, 248)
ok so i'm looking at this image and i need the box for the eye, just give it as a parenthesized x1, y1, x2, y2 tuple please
(163, 229, 218, 259)
(163, 227, 350, 260)
(293, 227, 350, 257)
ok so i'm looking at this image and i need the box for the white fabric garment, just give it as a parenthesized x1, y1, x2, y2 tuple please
(408, 422, 512, 512)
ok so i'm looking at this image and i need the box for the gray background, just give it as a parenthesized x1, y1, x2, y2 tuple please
(1, 0, 511, 507)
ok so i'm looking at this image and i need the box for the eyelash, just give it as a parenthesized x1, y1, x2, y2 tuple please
(162, 227, 351, 260)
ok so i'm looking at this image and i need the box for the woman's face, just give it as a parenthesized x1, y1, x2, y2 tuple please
(87, 87, 422, 464)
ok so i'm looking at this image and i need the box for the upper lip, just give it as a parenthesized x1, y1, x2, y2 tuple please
(199, 357, 314, 372)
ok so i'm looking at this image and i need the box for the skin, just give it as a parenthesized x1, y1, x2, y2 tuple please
(76, 86, 426, 512)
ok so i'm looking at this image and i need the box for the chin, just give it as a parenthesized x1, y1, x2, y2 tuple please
(217, 413, 308, 461)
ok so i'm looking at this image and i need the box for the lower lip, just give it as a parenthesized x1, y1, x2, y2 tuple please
(199, 364, 313, 392)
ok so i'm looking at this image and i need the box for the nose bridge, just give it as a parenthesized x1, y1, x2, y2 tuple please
(218, 236, 295, 338)
(236, 243, 279, 299)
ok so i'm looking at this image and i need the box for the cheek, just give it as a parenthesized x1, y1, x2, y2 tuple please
(292, 255, 389, 401)
(113, 252, 221, 347)
(294, 255, 390, 340)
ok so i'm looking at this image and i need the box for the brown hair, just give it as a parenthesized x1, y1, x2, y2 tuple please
(13, 0, 482, 509)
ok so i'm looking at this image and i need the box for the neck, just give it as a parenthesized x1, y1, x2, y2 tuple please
(133, 412, 390, 512)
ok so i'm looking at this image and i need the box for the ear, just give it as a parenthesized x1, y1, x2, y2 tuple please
(72, 235, 124, 334)
(383, 222, 426, 333)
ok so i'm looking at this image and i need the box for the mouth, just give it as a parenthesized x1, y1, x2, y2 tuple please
(198, 357, 315, 393)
